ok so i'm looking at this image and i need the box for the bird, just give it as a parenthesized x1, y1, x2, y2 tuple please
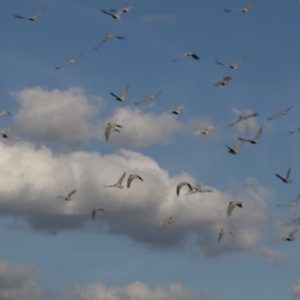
(238, 126, 263, 144)
(57, 189, 76, 201)
(14, 7, 45, 21)
(100, 5, 128, 20)
(218, 229, 234, 242)
(267, 106, 293, 120)
(103, 172, 126, 189)
(104, 123, 123, 141)
(134, 90, 162, 105)
(277, 194, 300, 207)
(289, 128, 300, 134)
(185, 183, 213, 195)
(0, 110, 11, 117)
(229, 113, 259, 127)
(214, 76, 234, 87)
(0, 127, 12, 139)
(281, 217, 300, 226)
(227, 201, 243, 217)
(195, 126, 214, 136)
(283, 229, 298, 241)
(174, 52, 200, 62)
(226, 140, 245, 155)
(159, 215, 177, 227)
(110, 4, 135, 13)
(127, 174, 143, 188)
(275, 167, 292, 184)
(168, 106, 185, 115)
(94, 34, 126, 49)
(224, 0, 256, 13)
(92, 207, 106, 219)
(109, 86, 129, 102)
(215, 57, 247, 70)
(176, 182, 193, 196)
(55, 53, 83, 70)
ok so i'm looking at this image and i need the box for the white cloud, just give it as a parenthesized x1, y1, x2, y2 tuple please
(292, 279, 300, 297)
(140, 14, 177, 23)
(0, 261, 40, 300)
(255, 247, 284, 266)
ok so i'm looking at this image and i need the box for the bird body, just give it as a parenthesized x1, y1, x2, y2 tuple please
(104, 172, 126, 189)
(159, 215, 177, 227)
(227, 201, 243, 216)
(101, 5, 128, 20)
(57, 189, 76, 201)
(127, 174, 143, 188)
(275, 167, 292, 184)
(109, 86, 129, 102)
(92, 207, 106, 219)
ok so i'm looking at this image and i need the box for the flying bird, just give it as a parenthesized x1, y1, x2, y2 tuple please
(195, 126, 214, 136)
(289, 128, 300, 134)
(283, 229, 298, 241)
(168, 106, 185, 115)
(0, 127, 12, 139)
(275, 167, 292, 184)
(238, 126, 263, 144)
(57, 189, 76, 201)
(110, 4, 135, 13)
(103, 172, 126, 189)
(127, 174, 143, 188)
(176, 182, 193, 196)
(267, 106, 293, 120)
(14, 7, 45, 21)
(227, 201, 243, 217)
(277, 194, 300, 207)
(218, 229, 234, 242)
(215, 57, 247, 70)
(224, 0, 256, 13)
(229, 112, 258, 127)
(159, 215, 177, 227)
(214, 76, 234, 87)
(94, 34, 126, 49)
(109, 86, 129, 102)
(134, 90, 162, 105)
(174, 52, 200, 62)
(104, 123, 123, 141)
(0, 110, 11, 117)
(226, 140, 245, 155)
(100, 5, 129, 20)
(92, 207, 106, 219)
(185, 183, 213, 195)
(55, 53, 83, 70)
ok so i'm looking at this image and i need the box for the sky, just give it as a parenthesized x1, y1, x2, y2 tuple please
(1, 0, 300, 299)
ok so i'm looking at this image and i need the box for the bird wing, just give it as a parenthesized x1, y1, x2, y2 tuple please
(227, 203, 235, 216)
(159, 220, 165, 227)
(174, 52, 188, 61)
(104, 124, 113, 141)
(118, 172, 126, 185)
(234, 57, 247, 67)
(225, 145, 233, 152)
(246, 0, 256, 9)
(68, 189, 76, 198)
(229, 118, 241, 127)
(5, 127, 12, 138)
(73, 53, 84, 63)
(234, 140, 245, 151)
(218, 231, 224, 242)
(92, 210, 96, 219)
(14, 14, 27, 19)
(99, 35, 111, 47)
(286, 167, 292, 181)
(289, 228, 299, 238)
(31, 7, 45, 20)
(291, 194, 300, 205)
(100, 9, 115, 17)
(120, 86, 129, 101)
(275, 174, 285, 181)
(215, 59, 225, 65)
(191, 53, 200, 60)
(127, 176, 133, 188)
(254, 126, 263, 141)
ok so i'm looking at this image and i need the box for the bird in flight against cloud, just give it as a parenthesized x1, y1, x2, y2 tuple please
(214, 76, 234, 87)
(103, 172, 126, 189)
(224, 0, 256, 13)
(57, 189, 76, 201)
(100, 4, 133, 20)
(215, 57, 247, 70)
(275, 167, 293, 184)
(0, 110, 11, 117)
(238, 126, 263, 144)
(104, 123, 123, 141)
(0, 127, 12, 139)
(55, 53, 83, 70)
(277, 194, 300, 208)
(159, 215, 177, 227)
(283, 229, 298, 241)
(195, 126, 214, 136)
(185, 182, 213, 195)
(94, 34, 126, 49)
(229, 112, 258, 127)
(267, 106, 293, 120)
(174, 52, 200, 62)
(92, 207, 106, 219)
(168, 106, 185, 115)
(14, 7, 45, 21)
(135, 90, 162, 105)
(127, 174, 143, 188)
(176, 182, 193, 196)
(226, 139, 245, 155)
(227, 201, 243, 217)
(109, 86, 129, 102)
(218, 229, 234, 242)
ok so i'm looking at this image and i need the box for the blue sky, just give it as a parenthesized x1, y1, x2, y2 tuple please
(1, 0, 300, 299)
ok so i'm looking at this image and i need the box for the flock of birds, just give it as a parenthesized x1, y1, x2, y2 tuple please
(7, 0, 300, 247)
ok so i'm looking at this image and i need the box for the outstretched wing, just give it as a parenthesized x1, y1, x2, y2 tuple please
(118, 172, 126, 185)
(286, 167, 292, 181)
(254, 126, 263, 141)
(68, 189, 76, 198)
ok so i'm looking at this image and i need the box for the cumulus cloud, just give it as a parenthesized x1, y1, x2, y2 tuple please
(65, 281, 196, 300)
(293, 279, 300, 297)
(0, 261, 40, 300)
(140, 14, 177, 23)
(255, 247, 284, 266)
(0, 138, 275, 256)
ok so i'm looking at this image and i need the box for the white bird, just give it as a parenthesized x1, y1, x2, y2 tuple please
(127, 174, 143, 188)
(100, 6, 127, 20)
(267, 106, 293, 120)
(275, 167, 292, 184)
(109, 86, 129, 102)
(104, 123, 123, 141)
(218, 229, 234, 242)
(215, 57, 247, 70)
(281, 217, 300, 226)
(214, 76, 234, 87)
(55, 53, 83, 70)
(94, 34, 126, 49)
(103, 172, 126, 189)
(283, 229, 298, 241)
(0, 127, 12, 139)
(185, 183, 213, 195)
(168, 106, 185, 115)
(57, 189, 76, 201)
(14, 7, 45, 21)
(174, 52, 200, 62)
(224, 0, 256, 13)
(289, 128, 300, 134)
(238, 126, 263, 144)
(0, 110, 11, 117)
(92, 207, 106, 219)
(195, 126, 214, 136)
(176, 182, 193, 196)
(159, 215, 177, 227)
(277, 194, 300, 207)
(229, 112, 258, 127)
(227, 201, 243, 217)
(226, 140, 245, 155)
(134, 90, 162, 105)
